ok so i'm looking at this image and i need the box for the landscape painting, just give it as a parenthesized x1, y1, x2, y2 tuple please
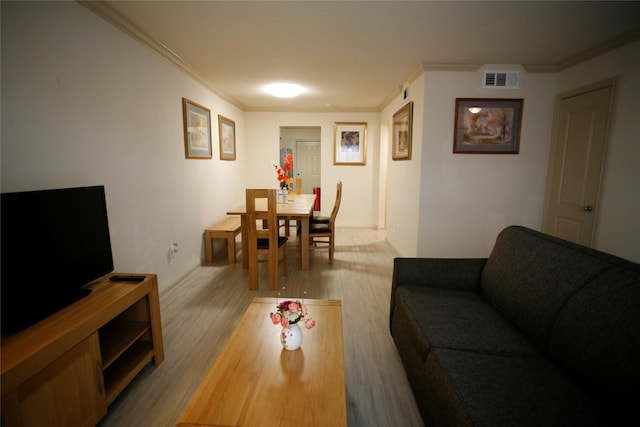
(453, 98, 523, 154)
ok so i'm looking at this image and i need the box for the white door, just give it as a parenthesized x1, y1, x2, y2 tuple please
(296, 141, 321, 195)
(543, 82, 614, 246)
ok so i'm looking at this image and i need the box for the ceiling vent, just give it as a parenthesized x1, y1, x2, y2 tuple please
(483, 70, 519, 89)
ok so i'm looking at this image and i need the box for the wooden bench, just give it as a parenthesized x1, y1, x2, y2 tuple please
(204, 216, 242, 264)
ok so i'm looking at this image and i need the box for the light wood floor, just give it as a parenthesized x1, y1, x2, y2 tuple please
(98, 228, 425, 427)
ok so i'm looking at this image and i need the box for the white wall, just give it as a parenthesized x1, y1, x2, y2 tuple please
(384, 45, 640, 263)
(244, 112, 381, 228)
(383, 75, 425, 257)
(556, 41, 640, 263)
(384, 67, 557, 258)
(1, 1, 245, 289)
(418, 66, 556, 257)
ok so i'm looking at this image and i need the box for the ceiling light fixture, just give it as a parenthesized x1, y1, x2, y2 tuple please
(265, 83, 305, 98)
(468, 107, 482, 114)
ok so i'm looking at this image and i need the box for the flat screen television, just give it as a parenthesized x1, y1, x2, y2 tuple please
(1, 185, 114, 334)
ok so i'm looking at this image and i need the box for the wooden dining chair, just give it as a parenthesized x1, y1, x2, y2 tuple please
(285, 177, 302, 194)
(310, 180, 342, 224)
(281, 177, 302, 236)
(246, 189, 288, 290)
(302, 181, 342, 264)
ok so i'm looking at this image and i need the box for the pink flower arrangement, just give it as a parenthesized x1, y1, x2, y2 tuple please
(270, 299, 316, 330)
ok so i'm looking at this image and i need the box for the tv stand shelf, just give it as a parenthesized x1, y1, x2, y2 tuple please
(1, 274, 164, 427)
(103, 340, 154, 405)
(100, 320, 150, 368)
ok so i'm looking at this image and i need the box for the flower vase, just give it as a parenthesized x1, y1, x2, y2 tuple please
(277, 188, 288, 204)
(280, 323, 303, 351)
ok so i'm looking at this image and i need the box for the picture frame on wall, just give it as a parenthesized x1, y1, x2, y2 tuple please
(453, 98, 523, 154)
(392, 102, 413, 160)
(182, 98, 212, 159)
(333, 122, 367, 165)
(218, 115, 236, 161)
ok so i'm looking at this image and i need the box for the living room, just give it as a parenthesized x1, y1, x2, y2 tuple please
(2, 2, 640, 424)
(3, 1, 640, 292)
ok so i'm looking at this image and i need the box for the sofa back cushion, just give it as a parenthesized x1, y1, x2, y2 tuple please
(548, 266, 640, 412)
(479, 226, 617, 352)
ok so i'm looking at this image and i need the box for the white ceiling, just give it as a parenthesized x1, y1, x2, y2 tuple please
(88, 1, 640, 112)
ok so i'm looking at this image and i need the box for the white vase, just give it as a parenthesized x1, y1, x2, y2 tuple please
(280, 323, 303, 351)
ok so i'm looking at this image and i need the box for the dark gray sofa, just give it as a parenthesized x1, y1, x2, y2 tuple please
(390, 225, 640, 426)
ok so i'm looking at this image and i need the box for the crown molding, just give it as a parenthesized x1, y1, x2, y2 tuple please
(421, 63, 483, 72)
(403, 64, 425, 82)
(555, 27, 640, 71)
(420, 27, 640, 74)
(378, 63, 430, 111)
(522, 64, 557, 73)
(78, 1, 246, 110)
(78, 1, 640, 113)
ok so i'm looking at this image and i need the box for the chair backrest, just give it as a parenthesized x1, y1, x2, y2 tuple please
(246, 189, 279, 248)
(285, 177, 302, 194)
(329, 181, 342, 226)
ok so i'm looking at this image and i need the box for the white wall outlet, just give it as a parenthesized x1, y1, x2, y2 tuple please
(169, 242, 179, 259)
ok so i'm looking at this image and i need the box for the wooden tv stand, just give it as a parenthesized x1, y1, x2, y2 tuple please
(1, 274, 164, 427)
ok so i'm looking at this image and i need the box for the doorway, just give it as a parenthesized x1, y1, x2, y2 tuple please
(279, 126, 321, 196)
(542, 80, 615, 246)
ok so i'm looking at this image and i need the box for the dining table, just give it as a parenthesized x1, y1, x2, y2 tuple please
(227, 193, 316, 278)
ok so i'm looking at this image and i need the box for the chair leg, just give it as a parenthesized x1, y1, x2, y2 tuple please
(248, 248, 259, 290)
(267, 245, 279, 290)
(268, 253, 278, 291)
(329, 236, 334, 265)
(283, 219, 298, 237)
(282, 244, 287, 276)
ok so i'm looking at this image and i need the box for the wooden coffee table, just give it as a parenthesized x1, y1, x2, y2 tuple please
(177, 297, 346, 427)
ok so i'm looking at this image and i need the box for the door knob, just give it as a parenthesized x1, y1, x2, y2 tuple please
(583, 205, 594, 212)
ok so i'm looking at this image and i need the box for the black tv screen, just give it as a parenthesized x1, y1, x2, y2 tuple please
(1, 185, 114, 333)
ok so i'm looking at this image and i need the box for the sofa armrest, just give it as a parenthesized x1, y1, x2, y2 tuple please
(390, 257, 487, 328)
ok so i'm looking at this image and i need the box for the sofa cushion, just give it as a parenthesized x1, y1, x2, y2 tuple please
(394, 286, 540, 357)
(390, 257, 487, 331)
(480, 226, 615, 352)
(549, 266, 640, 414)
(423, 348, 606, 427)
(391, 284, 540, 413)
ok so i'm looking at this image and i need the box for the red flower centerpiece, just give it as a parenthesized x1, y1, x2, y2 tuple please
(274, 153, 293, 189)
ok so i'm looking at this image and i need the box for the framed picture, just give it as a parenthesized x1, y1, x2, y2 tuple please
(218, 115, 236, 161)
(182, 98, 212, 159)
(453, 98, 523, 154)
(333, 122, 367, 165)
(392, 102, 413, 160)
